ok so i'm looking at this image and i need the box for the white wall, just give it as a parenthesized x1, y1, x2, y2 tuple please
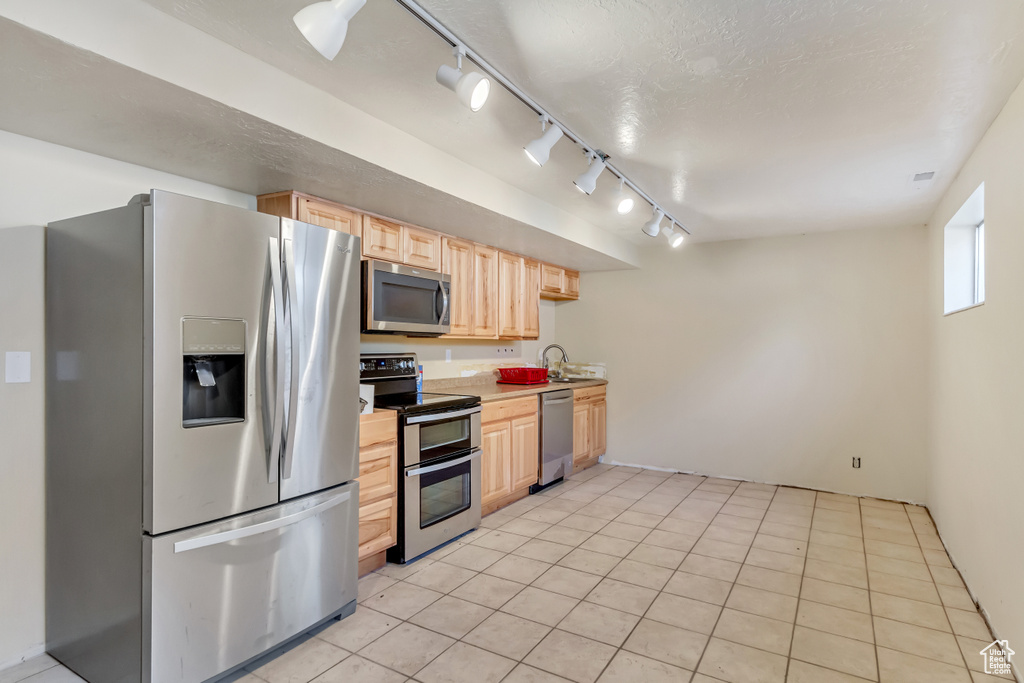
(926, 77, 1024, 655)
(0, 130, 253, 668)
(556, 226, 930, 502)
(0, 226, 45, 668)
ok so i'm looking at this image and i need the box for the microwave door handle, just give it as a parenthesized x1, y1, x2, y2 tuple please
(405, 448, 482, 477)
(281, 238, 300, 481)
(437, 281, 449, 324)
(264, 237, 285, 484)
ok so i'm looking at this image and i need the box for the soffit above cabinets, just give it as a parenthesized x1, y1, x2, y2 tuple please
(139, 0, 1024, 241)
(0, 11, 638, 271)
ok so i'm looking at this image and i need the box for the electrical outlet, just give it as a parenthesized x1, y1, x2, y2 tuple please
(496, 347, 516, 357)
(445, 348, 452, 363)
(852, 457, 861, 469)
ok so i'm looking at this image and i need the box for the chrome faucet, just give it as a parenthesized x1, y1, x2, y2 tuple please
(541, 344, 569, 373)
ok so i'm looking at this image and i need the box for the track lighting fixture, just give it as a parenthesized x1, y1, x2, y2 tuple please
(524, 119, 563, 167)
(663, 222, 685, 248)
(642, 208, 664, 237)
(436, 46, 491, 112)
(293, 0, 367, 61)
(614, 178, 635, 214)
(574, 153, 606, 195)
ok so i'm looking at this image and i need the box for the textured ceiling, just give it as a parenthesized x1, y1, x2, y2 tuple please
(141, 0, 1024, 243)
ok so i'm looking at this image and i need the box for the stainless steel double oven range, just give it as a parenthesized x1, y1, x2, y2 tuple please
(360, 354, 482, 563)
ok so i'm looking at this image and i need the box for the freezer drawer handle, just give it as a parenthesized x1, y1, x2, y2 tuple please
(406, 406, 481, 425)
(406, 448, 482, 477)
(172, 490, 351, 553)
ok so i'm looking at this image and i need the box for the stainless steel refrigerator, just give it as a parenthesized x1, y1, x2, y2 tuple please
(45, 190, 361, 683)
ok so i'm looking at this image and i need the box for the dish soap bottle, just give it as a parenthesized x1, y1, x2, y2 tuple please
(417, 365, 424, 393)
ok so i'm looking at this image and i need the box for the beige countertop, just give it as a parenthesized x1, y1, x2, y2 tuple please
(423, 377, 607, 403)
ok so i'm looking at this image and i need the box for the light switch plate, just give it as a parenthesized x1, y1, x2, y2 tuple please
(5, 351, 31, 383)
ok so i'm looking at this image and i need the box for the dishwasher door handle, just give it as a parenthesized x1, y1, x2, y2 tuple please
(543, 397, 573, 406)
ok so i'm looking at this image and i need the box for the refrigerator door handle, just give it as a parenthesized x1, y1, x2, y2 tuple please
(264, 237, 286, 484)
(281, 238, 300, 481)
(172, 490, 352, 553)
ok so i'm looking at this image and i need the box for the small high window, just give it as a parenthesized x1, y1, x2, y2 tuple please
(944, 183, 985, 315)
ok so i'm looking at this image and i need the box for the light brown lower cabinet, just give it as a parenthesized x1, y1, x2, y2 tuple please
(357, 410, 398, 574)
(481, 397, 539, 513)
(573, 385, 607, 471)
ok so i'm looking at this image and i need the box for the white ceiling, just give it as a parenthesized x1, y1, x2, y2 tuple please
(141, 0, 1024, 242)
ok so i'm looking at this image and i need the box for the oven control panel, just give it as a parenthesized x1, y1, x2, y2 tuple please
(359, 354, 418, 380)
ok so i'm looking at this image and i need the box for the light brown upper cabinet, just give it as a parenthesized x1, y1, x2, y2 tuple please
(362, 215, 403, 263)
(442, 237, 474, 337)
(540, 263, 564, 295)
(473, 245, 499, 338)
(402, 225, 442, 271)
(523, 259, 540, 340)
(257, 191, 580, 335)
(539, 264, 580, 301)
(498, 252, 525, 339)
(256, 191, 361, 237)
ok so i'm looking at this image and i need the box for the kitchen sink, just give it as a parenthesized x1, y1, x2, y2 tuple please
(547, 377, 590, 383)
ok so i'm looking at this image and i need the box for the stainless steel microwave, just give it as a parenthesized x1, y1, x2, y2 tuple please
(362, 260, 451, 336)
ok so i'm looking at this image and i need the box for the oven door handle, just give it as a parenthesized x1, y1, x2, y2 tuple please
(405, 405, 481, 425)
(406, 448, 482, 477)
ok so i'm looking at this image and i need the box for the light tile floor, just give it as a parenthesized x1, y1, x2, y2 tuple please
(4, 464, 1011, 683)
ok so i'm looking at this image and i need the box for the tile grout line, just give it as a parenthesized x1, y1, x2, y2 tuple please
(685, 481, 783, 681)
(782, 489, 815, 683)
(862, 495, 882, 683)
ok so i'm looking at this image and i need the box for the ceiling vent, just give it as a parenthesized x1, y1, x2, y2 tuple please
(914, 172, 936, 182)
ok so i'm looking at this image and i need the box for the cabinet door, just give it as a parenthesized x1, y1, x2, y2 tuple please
(481, 420, 512, 506)
(540, 264, 564, 294)
(522, 259, 540, 340)
(403, 226, 441, 271)
(498, 252, 525, 338)
(358, 495, 397, 560)
(573, 402, 591, 466)
(590, 400, 606, 459)
(564, 269, 580, 299)
(473, 245, 499, 338)
(510, 414, 539, 491)
(357, 440, 397, 505)
(297, 197, 360, 236)
(442, 237, 474, 336)
(362, 215, 403, 262)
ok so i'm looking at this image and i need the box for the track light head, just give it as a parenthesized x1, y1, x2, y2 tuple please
(293, 0, 367, 61)
(574, 154, 606, 195)
(524, 123, 563, 167)
(642, 209, 665, 237)
(436, 49, 490, 112)
(614, 178, 634, 214)
(663, 223, 685, 248)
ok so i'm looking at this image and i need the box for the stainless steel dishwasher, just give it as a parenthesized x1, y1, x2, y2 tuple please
(532, 389, 575, 493)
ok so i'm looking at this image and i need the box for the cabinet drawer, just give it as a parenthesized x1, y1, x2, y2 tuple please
(573, 385, 606, 403)
(482, 395, 538, 423)
(358, 440, 397, 505)
(360, 410, 397, 448)
(358, 496, 397, 559)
